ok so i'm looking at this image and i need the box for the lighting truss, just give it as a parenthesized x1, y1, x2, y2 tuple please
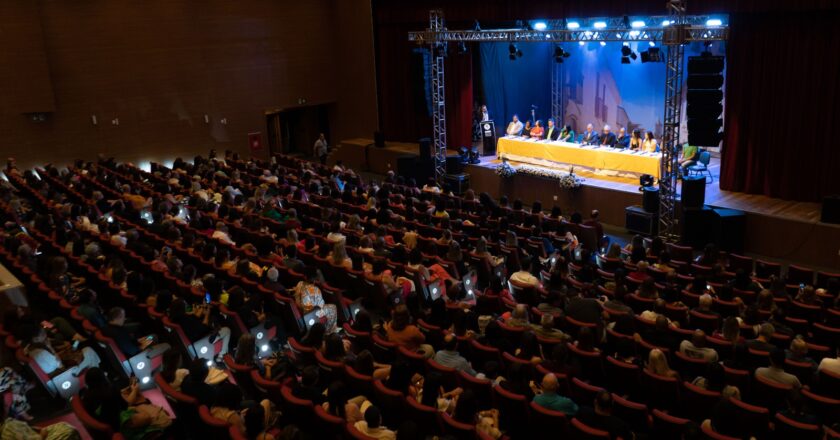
(410, 4, 727, 241)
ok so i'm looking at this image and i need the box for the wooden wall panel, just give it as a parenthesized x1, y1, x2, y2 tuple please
(0, 1, 55, 113)
(0, 0, 377, 169)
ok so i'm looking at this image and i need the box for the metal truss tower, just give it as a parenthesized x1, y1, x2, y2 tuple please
(659, 0, 687, 241)
(429, 10, 448, 184)
(551, 61, 563, 126)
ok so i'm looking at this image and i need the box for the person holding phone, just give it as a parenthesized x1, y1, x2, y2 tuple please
(103, 307, 169, 358)
(25, 327, 101, 376)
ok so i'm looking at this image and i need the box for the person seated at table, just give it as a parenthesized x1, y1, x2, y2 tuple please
(599, 124, 617, 147)
(505, 114, 524, 136)
(545, 118, 560, 141)
(559, 125, 575, 142)
(580, 123, 599, 145)
(521, 120, 533, 138)
(642, 131, 658, 153)
(629, 129, 643, 150)
(530, 120, 544, 139)
(615, 127, 630, 149)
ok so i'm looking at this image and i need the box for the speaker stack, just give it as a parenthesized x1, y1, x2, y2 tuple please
(626, 187, 660, 236)
(686, 55, 725, 147)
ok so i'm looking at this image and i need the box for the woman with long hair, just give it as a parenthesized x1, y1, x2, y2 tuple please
(330, 242, 352, 270)
(646, 348, 679, 379)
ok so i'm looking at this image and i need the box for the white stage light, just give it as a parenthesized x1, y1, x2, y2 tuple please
(533, 21, 547, 31)
(593, 21, 607, 29)
(578, 41, 585, 46)
(600, 41, 606, 46)
(567, 21, 580, 30)
(631, 20, 646, 28)
(706, 19, 722, 26)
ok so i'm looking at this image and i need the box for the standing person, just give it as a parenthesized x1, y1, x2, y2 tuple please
(314, 133, 328, 165)
(480, 105, 490, 122)
(505, 115, 524, 136)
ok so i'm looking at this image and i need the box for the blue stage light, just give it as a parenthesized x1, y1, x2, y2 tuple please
(533, 21, 547, 31)
(593, 21, 607, 29)
(600, 41, 606, 46)
(567, 21, 580, 30)
(631, 20, 646, 28)
(706, 18, 722, 26)
(578, 41, 585, 46)
(649, 41, 656, 47)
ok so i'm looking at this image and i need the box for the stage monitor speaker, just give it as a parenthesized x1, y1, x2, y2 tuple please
(681, 176, 706, 209)
(374, 131, 385, 148)
(713, 208, 746, 253)
(642, 187, 660, 214)
(822, 195, 840, 224)
(625, 205, 658, 237)
(682, 206, 716, 249)
(419, 137, 432, 158)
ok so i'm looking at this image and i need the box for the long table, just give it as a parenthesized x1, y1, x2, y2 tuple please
(497, 136, 661, 178)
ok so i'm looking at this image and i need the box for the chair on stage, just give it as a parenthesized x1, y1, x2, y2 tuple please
(687, 150, 713, 183)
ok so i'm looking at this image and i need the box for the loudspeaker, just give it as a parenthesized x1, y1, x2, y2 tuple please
(419, 138, 432, 158)
(642, 187, 660, 213)
(822, 195, 840, 224)
(374, 131, 385, 148)
(625, 205, 658, 236)
(713, 208, 746, 253)
(444, 173, 470, 195)
(686, 55, 725, 147)
(681, 176, 706, 209)
(445, 154, 464, 175)
(682, 207, 716, 249)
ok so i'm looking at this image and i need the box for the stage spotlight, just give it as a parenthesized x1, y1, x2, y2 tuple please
(567, 21, 580, 30)
(457, 41, 468, 54)
(533, 21, 547, 31)
(516, 49, 523, 58)
(706, 18, 722, 26)
(509, 53, 516, 61)
(649, 41, 656, 47)
(593, 21, 607, 29)
(661, 19, 672, 26)
(468, 147, 480, 164)
(622, 42, 630, 47)
(508, 43, 517, 60)
(629, 30, 640, 37)
(599, 41, 606, 47)
(630, 52, 637, 60)
(578, 41, 585, 46)
(621, 57, 631, 64)
(631, 20, 646, 28)
(621, 45, 632, 56)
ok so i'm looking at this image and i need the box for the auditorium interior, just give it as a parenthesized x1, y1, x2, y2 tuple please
(0, 1, 839, 439)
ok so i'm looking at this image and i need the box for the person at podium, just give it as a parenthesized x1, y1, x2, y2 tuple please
(545, 119, 560, 141)
(530, 120, 545, 139)
(559, 125, 575, 142)
(615, 127, 630, 149)
(600, 124, 617, 148)
(580, 123, 600, 145)
(505, 114, 524, 136)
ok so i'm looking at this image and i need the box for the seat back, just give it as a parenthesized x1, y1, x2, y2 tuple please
(570, 377, 605, 408)
(611, 394, 651, 434)
(800, 388, 839, 425)
(640, 369, 680, 410)
(197, 405, 232, 439)
(528, 401, 569, 438)
(751, 373, 793, 412)
(279, 384, 315, 427)
(651, 409, 689, 440)
(371, 380, 405, 427)
(773, 413, 822, 440)
(70, 395, 113, 440)
(569, 417, 611, 439)
(440, 412, 476, 440)
(404, 397, 442, 436)
(492, 385, 529, 437)
(312, 404, 345, 439)
(728, 398, 770, 439)
(604, 356, 640, 397)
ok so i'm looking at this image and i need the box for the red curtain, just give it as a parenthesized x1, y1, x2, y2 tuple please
(720, 11, 840, 201)
(445, 52, 473, 149)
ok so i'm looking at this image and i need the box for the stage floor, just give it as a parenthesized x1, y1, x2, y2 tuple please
(470, 154, 823, 224)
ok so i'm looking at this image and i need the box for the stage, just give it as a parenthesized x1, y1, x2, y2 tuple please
(332, 138, 838, 268)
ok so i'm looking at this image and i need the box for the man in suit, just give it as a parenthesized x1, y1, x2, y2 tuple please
(545, 118, 560, 141)
(600, 124, 617, 147)
(615, 127, 630, 149)
(505, 114, 524, 136)
(580, 123, 599, 145)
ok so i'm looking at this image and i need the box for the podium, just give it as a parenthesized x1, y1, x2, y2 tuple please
(480, 120, 497, 156)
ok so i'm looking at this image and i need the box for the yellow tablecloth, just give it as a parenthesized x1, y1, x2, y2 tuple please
(497, 136, 661, 178)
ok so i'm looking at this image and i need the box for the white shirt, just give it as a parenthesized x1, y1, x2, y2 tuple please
(211, 230, 235, 246)
(481, 110, 490, 122)
(314, 138, 328, 157)
(506, 120, 524, 136)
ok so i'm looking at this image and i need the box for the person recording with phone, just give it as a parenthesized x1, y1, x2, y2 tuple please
(167, 299, 231, 361)
(103, 307, 170, 358)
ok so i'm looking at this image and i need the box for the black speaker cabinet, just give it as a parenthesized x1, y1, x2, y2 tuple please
(444, 173, 470, 195)
(681, 206, 715, 249)
(374, 131, 385, 148)
(713, 208, 746, 253)
(445, 154, 464, 175)
(626, 205, 658, 236)
(822, 195, 840, 224)
(681, 176, 706, 209)
(643, 187, 660, 213)
(419, 137, 432, 158)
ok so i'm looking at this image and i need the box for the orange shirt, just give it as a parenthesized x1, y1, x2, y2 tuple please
(385, 323, 426, 350)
